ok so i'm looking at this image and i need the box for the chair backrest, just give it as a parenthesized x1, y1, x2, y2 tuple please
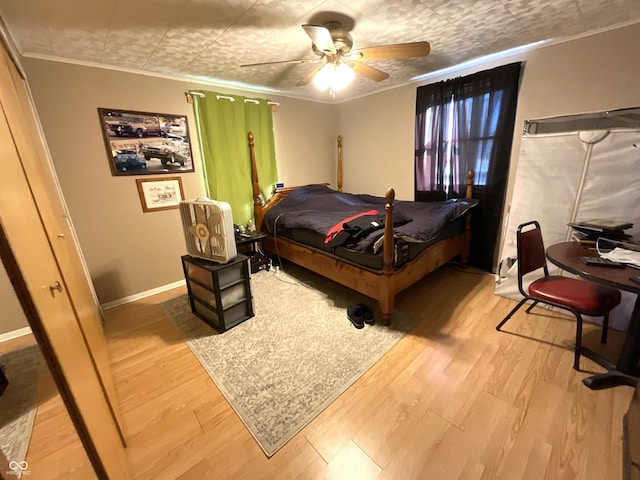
(516, 221, 549, 296)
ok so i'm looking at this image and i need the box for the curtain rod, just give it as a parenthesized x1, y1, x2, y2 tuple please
(184, 90, 204, 103)
(185, 90, 279, 111)
(246, 98, 280, 106)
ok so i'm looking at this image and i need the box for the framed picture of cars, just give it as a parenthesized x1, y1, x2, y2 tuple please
(98, 108, 195, 176)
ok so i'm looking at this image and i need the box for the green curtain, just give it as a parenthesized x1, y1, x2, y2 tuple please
(193, 91, 278, 226)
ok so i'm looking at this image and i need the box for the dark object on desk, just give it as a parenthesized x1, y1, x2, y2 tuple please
(569, 220, 634, 245)
(580, 256, 626, 268)
(496, 221, 622, 371)
(630, 276, 640, 285)
(181, 254, 254, 332)
(572, 219, 634, 231)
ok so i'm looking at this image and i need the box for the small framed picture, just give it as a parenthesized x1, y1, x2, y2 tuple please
(135, 176, 184, 212)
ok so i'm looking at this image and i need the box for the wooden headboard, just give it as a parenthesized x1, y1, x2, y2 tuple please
(249, 132, 344, 231)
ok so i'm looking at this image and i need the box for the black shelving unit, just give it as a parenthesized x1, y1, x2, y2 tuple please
(181, 254, 254, 332)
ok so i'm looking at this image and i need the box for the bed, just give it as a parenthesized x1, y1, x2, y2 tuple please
(247, 132, 477, 325)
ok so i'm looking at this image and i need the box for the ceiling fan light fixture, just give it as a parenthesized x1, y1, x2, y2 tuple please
(242, 21, 430, 93)
(313, 61, 355, 93)
(312, 63, 335, 90)
(334, 63, 355, 90)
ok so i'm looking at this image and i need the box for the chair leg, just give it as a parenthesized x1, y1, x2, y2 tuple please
(496, 298, 528, 331)
(574, 314, 583, 371)
(600, 313, 609, 344)
(525, 300, 539, 314)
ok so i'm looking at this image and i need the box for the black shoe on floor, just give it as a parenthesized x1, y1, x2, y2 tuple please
(347, 305, 364, 329)
(357, 303, 375, 325)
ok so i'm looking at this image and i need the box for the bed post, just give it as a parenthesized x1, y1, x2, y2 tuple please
(337, 135, 343, 192)
(248, 131, 264, 230)
(461, 169, 474, 264)
(380, 187, 395, 325)
(382, 187, 395, 275)
(465, 169, 474, 200)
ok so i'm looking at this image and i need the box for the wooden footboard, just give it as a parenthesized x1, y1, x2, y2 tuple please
(262, 228, 470, 325)
(248, 131, 474, 325)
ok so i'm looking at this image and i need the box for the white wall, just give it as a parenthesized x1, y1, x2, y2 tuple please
(335, 86, 416, 199)
(272, 100, 338, 188)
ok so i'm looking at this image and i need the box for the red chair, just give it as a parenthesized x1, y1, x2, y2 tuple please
(496, 221, 621, 370)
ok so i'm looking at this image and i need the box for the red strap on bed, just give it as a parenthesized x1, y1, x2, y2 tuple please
(325, 209, 379, 244)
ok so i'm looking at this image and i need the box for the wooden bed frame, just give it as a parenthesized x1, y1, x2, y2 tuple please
(248, 132, 474, 325)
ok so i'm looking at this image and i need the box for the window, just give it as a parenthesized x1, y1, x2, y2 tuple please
(415, 62, 522, 271)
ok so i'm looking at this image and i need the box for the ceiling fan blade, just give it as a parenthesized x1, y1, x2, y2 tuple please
(241, 57, 321, 67)
(296, 65, 323, 87)
(350, 62, 389, 82)
(351, 41, 430, 61)
(302, 24, 337, 55)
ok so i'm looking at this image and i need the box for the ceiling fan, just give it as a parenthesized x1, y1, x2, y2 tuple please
(240, 21, 430, 94)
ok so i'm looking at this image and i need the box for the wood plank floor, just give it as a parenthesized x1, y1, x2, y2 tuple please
(16, 262, 636, 479)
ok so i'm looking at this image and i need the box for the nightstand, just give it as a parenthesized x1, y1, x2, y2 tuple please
(235, 231, 270, 273)
(181, 254, 254, 332)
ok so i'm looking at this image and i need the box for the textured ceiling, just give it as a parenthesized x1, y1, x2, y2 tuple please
(0, 0, 639, 103)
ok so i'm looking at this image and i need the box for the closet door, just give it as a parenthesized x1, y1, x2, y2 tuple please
(0, 43, 129, 477)
(0, 101, 129, 479)
(0, 45, 124, 439)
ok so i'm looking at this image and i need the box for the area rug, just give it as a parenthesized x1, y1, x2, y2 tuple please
(0, 344, 43, 469)
(162, 264, 415, 457)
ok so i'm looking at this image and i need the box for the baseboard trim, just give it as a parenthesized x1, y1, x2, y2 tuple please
(0, 326, 33, 343)
(101, 279, 186, 310)
(1, 281, 186, 341)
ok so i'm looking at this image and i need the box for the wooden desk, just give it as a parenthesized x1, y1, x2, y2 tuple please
(546, 242, 640, 389)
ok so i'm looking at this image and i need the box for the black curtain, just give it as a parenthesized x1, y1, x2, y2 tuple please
(415, 62, 522, 272)
(414, 80, 454, 201)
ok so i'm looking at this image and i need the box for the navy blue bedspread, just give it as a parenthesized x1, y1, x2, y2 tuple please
(262, 184, 478, 252)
